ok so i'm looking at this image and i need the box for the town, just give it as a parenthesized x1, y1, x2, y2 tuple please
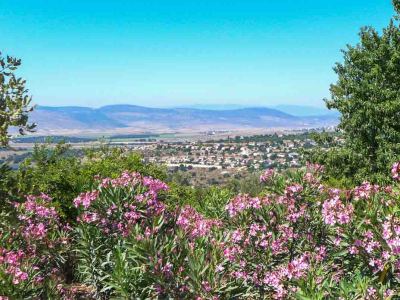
(2, 131, 338, 187)
(131, 132, 331, 186)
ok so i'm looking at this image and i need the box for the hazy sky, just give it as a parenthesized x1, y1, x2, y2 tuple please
(0, 0, 395, 108)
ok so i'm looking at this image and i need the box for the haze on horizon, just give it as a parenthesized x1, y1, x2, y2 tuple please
(1, 0, 394, 108)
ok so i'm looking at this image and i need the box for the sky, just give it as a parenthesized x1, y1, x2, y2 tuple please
(0, 0, 396, 108)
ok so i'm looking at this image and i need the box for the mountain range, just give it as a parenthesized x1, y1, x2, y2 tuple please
(181, 104, 335, 117)
(30, 104, 339, 135)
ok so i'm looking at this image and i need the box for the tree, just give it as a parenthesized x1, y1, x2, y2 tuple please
(395, 0, 400, 15)
(321, 0, 400, 183)
(0, 52, 35, 147)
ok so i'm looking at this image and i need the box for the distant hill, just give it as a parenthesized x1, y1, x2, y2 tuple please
(177, 104, 248, 110)
(178, 104, 339, 117)
(274, 105, 339, 117)
(30, 104, 339, 134)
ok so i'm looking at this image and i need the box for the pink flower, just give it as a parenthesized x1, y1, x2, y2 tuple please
(285, 184, 303, 196)
(9, 267, 28, 285)
(231, 229, 244, 243)
(161, 262, 173, 277)
(80, 212, 99, 223)
(226, 194, 267, 217)
(202, 281, 212, 292)
(216, 264, 225, 272)
(384, 289, 393, 298)
(349, 246, 359, 255)
(73, 191, 99, 208)
(285, 254, 309, 280)
(304, 172, 319, 185)
(366, 287, 376, 299)
(353, 181, 379, 200)
(391, 161, 400, 180)
(104, 171, 142, 187)
(23, 222, 48, 239)
(142, 176, 169, 193)
(177, 206, 220, 239)
(322, 196, 353, 226)
(223, 246, 241, 262)
(260, 169, 275, 183)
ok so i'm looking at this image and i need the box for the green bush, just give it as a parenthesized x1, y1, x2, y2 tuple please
(5, 143, 166, 221)
(2, 163, 400, 299)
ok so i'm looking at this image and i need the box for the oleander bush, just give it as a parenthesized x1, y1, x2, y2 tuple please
(2, 162, 400, 299)
(0, 193, 71, 299)
(3, 143, 166, 221)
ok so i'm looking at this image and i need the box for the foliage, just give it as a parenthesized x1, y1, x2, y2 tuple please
(5, 143, 166, 221)
(73, 171, 238, 299)
(2, 161, 400, 299)
(309, 1, 400, 183)
(226, 173, 265, 196)
(165, 184, 233, 219)
(0, 163, 13, 204)
(0, 194, 71, 299)
(303, 135, 364, 187)
(0, 51, 35, 147)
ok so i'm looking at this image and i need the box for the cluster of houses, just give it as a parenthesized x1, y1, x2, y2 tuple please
(136, 136, 317, 172)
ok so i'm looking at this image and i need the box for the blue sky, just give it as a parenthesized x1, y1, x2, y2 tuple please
(0, 0, 395, 108)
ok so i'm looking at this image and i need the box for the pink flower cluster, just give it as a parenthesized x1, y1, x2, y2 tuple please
(353, 181, 379, 200)
(14, 194, 60, 241)
(225, 194, 270, 217)
(382, 219, 400, 256)
(0, 249, 28, 285)
(349, 232, 385, 272)
(222, 231, 311, 299)
(16, 194, 58, 220)
(177, 206, 220, 239)
(6, 175, 166, 297)
(345, 216, 400, 275)
(264, 254, 310, 297)
(322, 195, 353, 225)
(221, 202, 317, 299)
(76, 172, 168, 237)
(303, 172, 319, 186)
(73, 191, 99, 208)
(260, 169, 275, 183)
(392, 162, 400, 180)
(142, 176, 169, 194)
(1, 193, 69, 290)
(98, 171, 169, 194)
(284, 184, 303, 197)
(99, 171, 142, 188)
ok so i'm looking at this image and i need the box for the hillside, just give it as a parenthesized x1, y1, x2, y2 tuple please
(31, 104, 338, 134)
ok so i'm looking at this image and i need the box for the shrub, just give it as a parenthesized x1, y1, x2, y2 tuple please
(220, 165, 399, 298)
(0, 194, 71, 299)
(73, 171, 238, 299)
(7, 143, 166, 221)
(2, 163, 400, 299)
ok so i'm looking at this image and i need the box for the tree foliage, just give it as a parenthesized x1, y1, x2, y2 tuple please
(0, 51, 35, 147)
(309, 1, 400, 183)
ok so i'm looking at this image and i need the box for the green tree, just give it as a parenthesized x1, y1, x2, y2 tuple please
(0, 52, 35, 146)
(314, 1, 400, 183)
